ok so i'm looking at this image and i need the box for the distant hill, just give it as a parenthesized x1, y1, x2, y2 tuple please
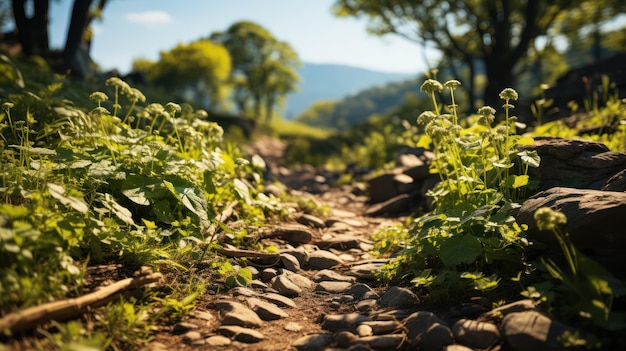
(284, 63, 416, 119)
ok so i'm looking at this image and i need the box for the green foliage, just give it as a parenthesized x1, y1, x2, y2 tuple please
(378, 79, 538, 299)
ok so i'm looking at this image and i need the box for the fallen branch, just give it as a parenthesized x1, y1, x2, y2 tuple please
(0, 267, 163, 335)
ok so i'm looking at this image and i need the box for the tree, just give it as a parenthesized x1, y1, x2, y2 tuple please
(210, 21, 300, 121)
(146, 40, 231, 109)
(7, 0, 107, 77)
(333, 0, 625, 110)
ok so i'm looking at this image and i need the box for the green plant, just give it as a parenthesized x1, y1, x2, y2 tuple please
(377, 79, 540, 299)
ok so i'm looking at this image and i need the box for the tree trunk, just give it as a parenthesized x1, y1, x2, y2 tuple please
(11, 0, 49, 56)
(63, 0, 93, 77)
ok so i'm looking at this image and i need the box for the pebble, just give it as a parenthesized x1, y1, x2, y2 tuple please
(261, 292, 297, 308)
(261, 268, 278, 282)
(356, 324, 373, 337)
(321, 313, 371, 331)
(205, 335, 231, 346)
(219, 302, 263, 328)
(182, 331, 202, 343)
(296, 213, 326, 228)
(284, 322, 303, 332)
(282, 271, 314, 289)
(379, 286, 420, 308)
(217, 325, 265, 343)
(355, 299, 377, 312)
(313, 269, 356, 282)
(291, 333, 334, 350)
(358, 334, 404, 349)
(452, 318, 500, 349)
(335, 331, 359, 347)
(315, 281, 352, 293)
(361, 320, 401, 335)
(172, 322, 197, 334)
(270, 275, 302, 297)
(307, 250, 344, 269)
(247, 297, 289, 320)
(280, 253, 301, 271)
(346, 283, 375, 299)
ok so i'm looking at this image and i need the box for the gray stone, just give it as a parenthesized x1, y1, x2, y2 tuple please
(515, 187, 626, 279)
(280, 247, 309, 266)
(420, 323, 454, 351)
(349, 263, 384, 279)
(335, 330, 359, 348)
(270, 275, 302, 297)
(261, 268, 278, 282)
(280, 253, 301, 272)
(260, 292, 297, 308)
(379, 286, 420, 308)
(189, 309, 213, 321)
(360, 291, 379, 300)
(268, 224, 314, 244)
(217, 325, 265, 343)
(481, 299, 536, 322)
(307, 250, 344, 269)
(444, 344, 474, 351)
(297, 213, 326, 228)
(361, 320, 401, 335)
(315, 281, 352, 293)
(317, 234, 361, 251)
(313, 269, 356, 283)
(250, 279, 269, 290)
(404, 311, 448, 347)
(231, 287, 257, 297)
(356, 324, 373, 337)
(282, 271, 314, 289)
(221, 305, 264, 328)
(366, 194, 411, 216)
(452, 319, 500, 349)
(355, 299, 377, 312)
(501, 311, 576, 351)
(172, 322, 198, 334)
(182, 330, 202, 343)
(346, 283, 376, 299)
(292, 333, 334, 350)
(247, 266, 260, 279)
(321, 313, 372, 331)
(368, 172, 400, 203)
(284, 322, 303, 332)
(205, 335, 231, 346)
(357, 334, 405, 350)
(247, 297, 289, 320)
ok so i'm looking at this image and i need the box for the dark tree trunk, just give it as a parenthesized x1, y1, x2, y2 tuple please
(63, 0, 93, 77)
(11, 0, 49, 56)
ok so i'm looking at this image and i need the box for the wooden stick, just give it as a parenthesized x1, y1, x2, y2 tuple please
(0, 268, 163, 334)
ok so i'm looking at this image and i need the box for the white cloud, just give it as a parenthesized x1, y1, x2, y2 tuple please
(124, 11, 173, 27)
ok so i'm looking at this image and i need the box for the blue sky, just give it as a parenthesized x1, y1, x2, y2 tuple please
(48, 0, 439, 75)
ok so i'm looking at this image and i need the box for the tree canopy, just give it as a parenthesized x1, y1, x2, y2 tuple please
(333, 0, 626, 110)
(142, 40, 232, 109)
(210, 21, 300, 121)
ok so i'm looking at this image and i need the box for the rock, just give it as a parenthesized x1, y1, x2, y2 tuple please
(346, 283, 376, 299)
(284, 322, 303, 332)
(321, 313, 372, 331)
(379, 286, 420, 308)
(361, 320, 401, 335)
(515, 187, 626, 278)
(349, 262, 385, 279)
(217, 325, 265, 343)
(404, 311, 448, 347)
(317, 234, 361, 250)
(270, 275, 302, 297)
(280, 247, 309, 266)
(220, 303, 264, 328)
(420, 323, 455, 351)
(481, 299, 536, 322)
(205, 335, 231, 346)
(394, 173, 417, 193)
(280, 253, 301, 272)
(500, 311, 576, 351)
(368, 172, 401, 203)
(336, 330, 359, 347)
(356, 324, 373, 337)
(172, 322, 198, 334)
(313, 269, 356, 283)
(296, 213, 326, 228)
(261, 292, 297, 308)
(518, 137, 626, 192)
(267, 224, 314, 244)
(357, 335, 405, 350)
(316, 281, 353, 293)
(366, 194, 411, 216)
(452, 319, 500, 349)
(292, 333, 334, 350)
(282, 271, 314, 289)
(355, 299, 378, 312)
(247, 297, 289, 320)
(261, 268, 278, 282)
(604, 168, 626, 191)
(231, 286, 257, 297)
(444, 345, 474, 351)
(307, 250, 344, 269)
(182, 330, 202, 343)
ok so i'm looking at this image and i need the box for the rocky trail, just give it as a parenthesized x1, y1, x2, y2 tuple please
(139, 136, 626, 351)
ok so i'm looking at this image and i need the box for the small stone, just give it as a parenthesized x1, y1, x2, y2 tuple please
(349, 263, 384, 279)
(292, 333, 334, 350)
(173, 322, 198, 334)
(217, 325, 265, 343)
(307, 250, 344, 269)
(297, 213, 326, 228)
(335, 331, 359, 348)
(321, 313, 371, 331)
(315, 281, 352, 293)
(313, 269, 356, 283)
(261, 268, 278, 282)
(356, 324, 373, 337)
(205, 335, 231, 346)
(261, 292, 297, 308)
(280, 247, 309, 266)
(355, 299, 377, 312)
(247, 266, 260, 279)
(358, 335, 404, 349)
(404, 311, 448, 347)
(248, 297, 289, 320)
(482, 299, 536, 321)
(250, 279, 269, 290)
(218, 302, 263, 328)
(280, 253, 301, 272)
(318, 234, 360, 250)
(282, 271, 314, 289)
(189, 310, 213, 321)
(420, 323, 454, 351)
(444, 345, 474, 351)
(360, 291, 379, 300)
(231, 287, 257, 297)
(346, 283, 375, 299)
(379, 286, 420, 308)
(182, 331, 202, 343)
(501, 311, 576, 351)
(284, 322, 303, 332)
(269, 224, 313, 244)
(452, 319, 500, 349)
(361, 320, 401, 335)
(271, 275, 302, 297)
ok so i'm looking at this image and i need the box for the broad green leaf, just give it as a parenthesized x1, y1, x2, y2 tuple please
(233, 179, 251, 205)
(417, 134, 432, 149)
(47, 183, 88, 214)
(121, 175, 167, 205)
(518, 150, 541, 167)
(439, 234, 482, 266)
(0, 204, 29, 218)
(504, 174, 529, 189)
(238, 267, 253, 282)
(9, 145, 57, 155)
(516, 136, 535, 145)
(101, 193, 134, 225)
(153, 200, 175, 223)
